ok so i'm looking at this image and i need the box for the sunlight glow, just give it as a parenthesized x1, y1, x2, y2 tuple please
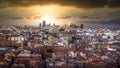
(40, 15, 56, 25)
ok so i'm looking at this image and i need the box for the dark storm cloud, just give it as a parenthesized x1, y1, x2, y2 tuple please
(57, 15, 99, 20)
(11, 16, 35, 20)
(11, 17, 24, 20)
(57, 16, 71, 19)
(0, 14, 13, 20)
(79, 16, 99, 19)
(26, 16, 32, 19)
(0, 0, 120, 8)
(33, 16, 41, 19)
(107, 0, 120, 8)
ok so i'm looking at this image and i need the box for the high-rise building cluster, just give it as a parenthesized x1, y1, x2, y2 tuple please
(39, 20, 46, 27)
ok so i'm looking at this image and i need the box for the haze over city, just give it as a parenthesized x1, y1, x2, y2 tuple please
(0, 0, 120, 26)
(1, 0, 120, 68)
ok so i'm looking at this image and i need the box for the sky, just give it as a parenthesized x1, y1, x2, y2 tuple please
(0, 0, 120, 26)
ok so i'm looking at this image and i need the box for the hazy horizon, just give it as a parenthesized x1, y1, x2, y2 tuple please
(0, 0, 120, 26)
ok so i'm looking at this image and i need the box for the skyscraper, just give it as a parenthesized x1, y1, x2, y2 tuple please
(80, 24, 83, 29)
(43, 20, 46, 27)
(39, 23, 41, 27)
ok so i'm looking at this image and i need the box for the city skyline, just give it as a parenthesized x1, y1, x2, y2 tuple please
(0, 0, 120, 26)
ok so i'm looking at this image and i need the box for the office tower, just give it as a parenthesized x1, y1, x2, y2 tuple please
(43, 20, 46, 27)
(53, 23, 55, 26)
(39, 23, 41, 27)
(80, 24, 83, 29)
